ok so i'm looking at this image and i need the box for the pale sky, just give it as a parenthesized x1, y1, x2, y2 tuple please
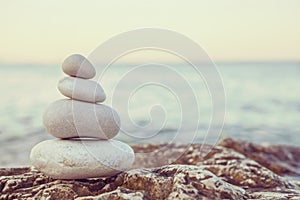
(0, 0, 300, 64)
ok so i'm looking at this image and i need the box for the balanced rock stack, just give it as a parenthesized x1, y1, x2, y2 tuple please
(30, 54, 135, 179)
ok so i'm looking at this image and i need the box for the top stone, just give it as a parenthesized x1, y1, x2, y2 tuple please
(62, 54, 96, 79)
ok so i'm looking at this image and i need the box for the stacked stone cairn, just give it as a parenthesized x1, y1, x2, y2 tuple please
(30, 54, 135, 179)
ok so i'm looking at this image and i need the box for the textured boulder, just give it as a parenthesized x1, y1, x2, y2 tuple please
(219, 138, 300, 176)
(1, 138, 300, 200)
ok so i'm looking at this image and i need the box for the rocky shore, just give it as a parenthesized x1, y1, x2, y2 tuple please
(1, 138, 300, 199)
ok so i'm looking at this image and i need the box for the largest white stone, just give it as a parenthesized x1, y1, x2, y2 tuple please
(30, 139, 135, 179)
(43, 99, 120, 139)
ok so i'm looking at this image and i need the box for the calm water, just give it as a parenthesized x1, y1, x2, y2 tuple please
(0, 62, 299, 166)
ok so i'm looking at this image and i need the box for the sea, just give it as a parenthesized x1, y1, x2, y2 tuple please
(0, 62, 300, 166)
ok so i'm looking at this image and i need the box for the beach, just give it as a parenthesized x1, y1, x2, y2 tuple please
(1, 1, 300, 199)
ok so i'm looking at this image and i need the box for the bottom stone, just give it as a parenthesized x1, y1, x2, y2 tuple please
(30, 139, 135, 179)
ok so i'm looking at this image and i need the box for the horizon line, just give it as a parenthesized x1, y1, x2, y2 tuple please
(0, 60, 299, 67)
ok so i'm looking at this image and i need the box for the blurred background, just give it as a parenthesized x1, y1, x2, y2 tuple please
(0, 0, 299, 167)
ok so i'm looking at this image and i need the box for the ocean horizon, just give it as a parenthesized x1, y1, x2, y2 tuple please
(0, 62, 299, 166)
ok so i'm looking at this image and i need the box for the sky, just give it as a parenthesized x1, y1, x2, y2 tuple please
(0, 0, 300, 64)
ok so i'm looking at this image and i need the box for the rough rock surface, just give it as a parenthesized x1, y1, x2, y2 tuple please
(1, 138, 300, 200)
